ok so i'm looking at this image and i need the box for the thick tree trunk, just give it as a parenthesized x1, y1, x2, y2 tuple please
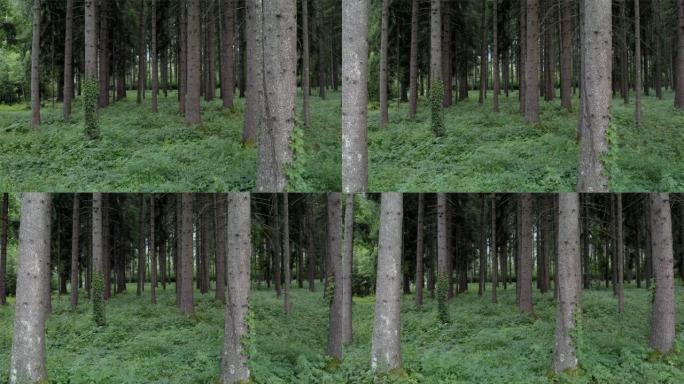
(63, 0, 74, 120)
(560, 0, 572, 110)
(326, 193, 343, 360)
(379, 0, 389, 128)
(552, 193, 581, 374)
(256, 0, 297, 192)
(301, 0, 310, 125)
(442, 3, 452, 108)
(283, 193, 291, 314)
(518, 194, 534, 314)
(415, 193, 424, 308)
(408, 0, 418, 118)
(219, 193, 251, 384)
(151, 0, 158, 112)
(215, 194, 227, 302)
(430, 0, 443, 136)
(341, 0, 369, 193)
(180, 193, 194, 315)
(342, 194, 354, 344)
(9, 193, 50, 384)
(243, 0, 262, 145)
(185, 0, 201, 124)
(493, 0, 499, 112)
(371, 193, 403, 373)
(524, 0, 540, 123)
(578, 0, 611, 192)
(70, 194, 79, 309)
(543, 0, 555, 101)
(675, 0, 684, 108)
(92, 193, 105, 325)
(634, 0, 642, 126)
(519, 0, 526, 112)
(150, 195, 157, 304)
(0, 194, 7, 305)
(30, 0, 40, 128)
(649, 193, 675, 354)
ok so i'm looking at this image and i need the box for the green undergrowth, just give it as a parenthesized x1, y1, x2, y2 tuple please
(2, 284, 684, 383)
(0, 90, 340, 192)
(368, 91, 684, 192)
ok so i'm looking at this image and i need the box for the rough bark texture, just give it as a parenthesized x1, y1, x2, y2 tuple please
(371, 192, 403, 373)
(215, 194, 227, 302)
(341, 0, 369, 192)
(560, 0, 572, 110)
(408, 0, 419, 118)
(70, 194, 79, 309)
(63, 0, 74, 120)
(437, 193, 449, 322)
(342, 195, 354, 344)
(524, 0, 540, 123)
(326, 193, 343, 360)
(256, 0, 297, 192)
(9, 193, 50, 384)
(301, 0, 310, 125)
(649, 193, 675, 354)
(185, 0, 201, 124)
(0, 193, 6, 305)
(578, 0, 611, 192)
(620, 0, 629, 104)
(307, 198, 316, 291)
(415, 193, 424, 308)
(675, 0, 684, 108)
(379, 0, 389, 128)
(518, 194, 534, 314)
(219, 193, 251, 384)
(220, 0, 236, 109)
(553, 193, 581, 374)
(30, 0, 40, 128)
(92, 193, 105, 325)
(180, 193, 194, 315)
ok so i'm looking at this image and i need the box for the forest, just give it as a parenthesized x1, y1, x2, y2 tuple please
(0, 0, 341, 192)
(341, 0, 684, 192)
(1, 192, 683, 383)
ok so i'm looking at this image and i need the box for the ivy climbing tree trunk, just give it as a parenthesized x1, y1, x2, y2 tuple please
(371, 192, 403, 373)
(430, 0, 444, 136)
(84, 0, 99, 139)
(9, 193, 50, 384)
(92, 193, 105, 326)
(219, 193, 252, 384)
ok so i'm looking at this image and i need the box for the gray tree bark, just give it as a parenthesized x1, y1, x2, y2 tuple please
(578, 0, 611, 192)
(63, 0, 74, 120)
(371, 192, 403, 373)
(9, 193, 50, 384)
(518, 194, 533, 314)
(649, 193, 675, 354)
(493, 0, 499, 112)
(180, 193, 194, 315)
(151, 0, 158, 112)
(219, 193, 252, 384)
(379, 0, 389, 128)
(150, 195, 157, 304)
(342, 194, 354, 344)
(244, 0, 264, 144)
(415, 193, 424, 308)
(256, 0, 297, 192)
(30, 0, 40, 128)
(408, 0, 418, 118)
(185, 0, 201, 124)
(634, 0, 642, 126)
(617, 194, 624, 314)
(220, 0, 236, 109)
(491, 193, 497, 303)
(560, 0, 572, 110)
(137, 1, 145, 103)
(326, 193, 343, 360)
(215, 194, 227, 303)
(301, 0, 310, 125)
(283, 193, 290, 314)
(524, 0, 540, 123)
(341, 0, 369, 193)
(70, 194, 79, 309)
(437, 193, 449, 321)
(92, 193, 105, 325)
(553, 193, 581, 373)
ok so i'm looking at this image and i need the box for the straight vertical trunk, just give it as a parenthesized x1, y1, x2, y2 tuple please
(256, 0, 297, 192)
(519, 0, 526, 112)
(151, 0, 158, 112)
(137, 1, 145, 103)
(63, 0, 74, 120)
(479, 0, 487, 104)
(326, 193, 343, 360)
(9, 193, 50, 384)
(301, 0, 310, 125)
(307, 199, 316, 291)
(185, 0, 201, 124)
(543, 0, 555, 101)
(215, 194, 227, 302)
(649, 193, 675, 354)
(179, 0, 187, 114)
(341, 0, 369, 192)
(442, 3, 452, 108)
(676, 0, 684, 108)
(283, 193, 291, 314)
(620, 0, 629, 104)
(560, 0, 572, 110)
(150, 195, 157, 304)
(437, 193, 449, 322)
(30, 0, 40, 128)
(415, 193, 424, 308)
(552, 193, 581, 373)
(342, 194, 354, 344)
(98, 1, 109, 108)
(634, 0, 642, 126)
(524, 0, 540, 123)
(92, 193, 105, 326)
(70, 194, 79, 309)
(479, 195, 486, 296)
(617, 194, 624, 314)
(219, 193, 251, 384)
(493, 0, 499, 112)
(0, 193, 6, 305)
(379, 0, 389, 128)
(519, 194, 534, 314)
(408, 0, 419, 118)
(137, 195, 145, 295)
(371, 193, 403, 373)
(578, 0, 611, 192)
(243, 0, 263, 144)
(654, 0, 663, 99)
(491, 194, 497, 303)
(180, 193, 194, 315)
(430, 0, 444, 136)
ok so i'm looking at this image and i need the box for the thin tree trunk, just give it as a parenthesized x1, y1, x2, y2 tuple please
(63, 0, 74, 120)
(9, 193, 50, 384)
(150, 195, 157, 304)
(552, 193, 581, 373)
(219, 193, 251, 384)
(371, 193, 403, 373)
(479, 195, 486, 296)
(524, 0, 540, 123)
(30, 0, 40, 128)
(519, 194, 534, 314)
(0, 194, 6, 305)
(301, 0, 310, 125)
(283, 193, 290, 314)
(98, 1, 109, 108)
(491, 193, 497, 303)
(151, 0, 158, 112)
(408, 0, 418, 118)
(493, 0, 499, 112)
(137, 195, 145, 295)
(307, 199, 316, 291)
(617, 194, 624, 314)
(180, 193, 194, 315)
(560, 0, 572, 110)
(215, 194, 227, 302)
(654, 0, 663, 99)
(70, 194, 79, 309)
(415, 193, 424, 308)
(620, 0, 629, 104)
(326, 193, 343, 360)
(185, 0, 201, 123)
(430, 0, 443, 136)
(379, 0, 389, 128)
(479, 0, 487, 104)
(137, 1, 145, 103)
(437, 193, 449, 322)
(649, 193, 675, 354)
(676, 0, 684, 108)
(342, 194, 354, 344)
(92, 193, 105, 325)
(179, 0, 187, 114)
(635, 0, 642, 126)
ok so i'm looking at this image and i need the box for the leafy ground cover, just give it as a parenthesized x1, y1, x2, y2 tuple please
(2, 283, 682, 383)
(368, 91, 684, 192)
(0, 91, 340, 192)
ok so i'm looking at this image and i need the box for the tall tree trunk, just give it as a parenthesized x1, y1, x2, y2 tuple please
(491, 194, 497, 303)
(306, 199, 316, 291)
(437, 193, 449, 322)
(215, 194, 227, 302)
(560, 0, 572, 110)
(137, 195, 145, 295)
(219, 193, 251, 384)
(150, 195, 157, 304)
(479, 195, 486, 296)
(552, 193, 581, 374)
(179, 0, 187, 114)
(0, 194, 6, 305)
(442, 3, 452, 108)
(492, 0, 499, 112)
(379, 0, 389, 128)
(479, 0, 487, 104)
(175, 194, 183, 305)
(243, 0, 263, 145)
(151, 0, 158, 112)
(342, 0, 369, 193)
(9, 193, 50, 384)
(430, 0, 444, 136)
(283, 193, 291, 314)
(524, 0, 540, 123)
(70, 194, 79, 309)
(137, 1, 145, 103)
(617, 194, 624, 314)
(408, 0, 418, 118)
(578, 0, 611, 192)
(256, 0, 297, 192)
(415, 193, 424, 308)
(301, 0, 310, 125)
(185, 0, 201, 123)
(675, 0, 684, 108)
(519, 194, 534, 314)
(180, 193, 194, 315)
(634, 0, 642, 126)
(519, 0, 526, 112)
(63, 0, 74, 120)
(654, 0, 663, 99)
(371, 193, 403, 373)
(30, 0, 40, 128)
(326, 193, 343, 360)
(98, 1, 109, 108)
(92, 193, 105, 325)
(620, 0, 629, 104)
(649, 193, 675, 354)
(543, 0, 555, 101)
(342, 194, 354, 344)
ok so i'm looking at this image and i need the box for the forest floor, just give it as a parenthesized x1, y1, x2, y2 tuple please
(0, 91, 340, 192)
(368, 91, 684, 192)
(1, 283, 683, 383)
